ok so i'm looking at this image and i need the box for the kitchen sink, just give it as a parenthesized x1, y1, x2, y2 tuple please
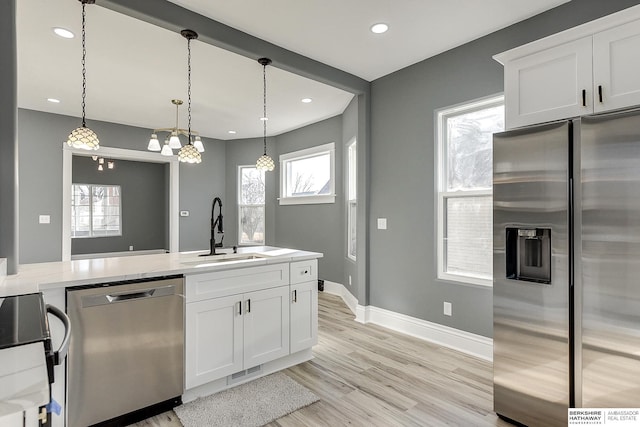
(180, 253, 267, 267)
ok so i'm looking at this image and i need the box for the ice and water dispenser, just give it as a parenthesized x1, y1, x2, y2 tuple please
(505, 227, 551, 284)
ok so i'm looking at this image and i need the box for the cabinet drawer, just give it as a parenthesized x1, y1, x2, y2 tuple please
(290, 259, 318, 285)
(186, 264, 289, 302)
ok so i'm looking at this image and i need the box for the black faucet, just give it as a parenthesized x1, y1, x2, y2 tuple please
(201, 197, 224, 256)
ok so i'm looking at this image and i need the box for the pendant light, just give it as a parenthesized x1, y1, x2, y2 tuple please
(66, 0, 99, 151)
(256, 58, 275, 171)
(177, 30, 202, 164)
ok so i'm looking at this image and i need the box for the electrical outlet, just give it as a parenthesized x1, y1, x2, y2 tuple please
(39, 215, 50, 224)
(377, 218, 387, 230)
(129, 245, 134, 251)
(444, 301, 452, 317)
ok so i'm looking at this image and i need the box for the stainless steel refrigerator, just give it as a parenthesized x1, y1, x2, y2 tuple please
(493, 109, 640, 426)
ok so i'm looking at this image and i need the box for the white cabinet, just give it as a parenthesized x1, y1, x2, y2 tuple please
(496, 10, 640, 129)
(185, 294, 243, 388)
(290, 281, 318, 353)
(593, 19, 640, 113)
(503, 37, 593, 128)
(185, 286, 290, 389)
(242, 286, 290, 368)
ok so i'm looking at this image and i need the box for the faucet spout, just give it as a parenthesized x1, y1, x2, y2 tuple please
(200, 197, 225, 256)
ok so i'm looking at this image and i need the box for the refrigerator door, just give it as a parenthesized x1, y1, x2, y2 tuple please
(493, 121, 571, 426)
(579, 110, 640, 408)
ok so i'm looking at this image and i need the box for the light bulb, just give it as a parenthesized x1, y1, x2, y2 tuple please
(193, 136, 205, 153)
(147, 133, 161, 151)
(169, 133, 182, 149)
(98, 164, 104, 171)
(161, 143, 174, 156)
(98, 157, 105, 164)
(107, 161, 114, 169)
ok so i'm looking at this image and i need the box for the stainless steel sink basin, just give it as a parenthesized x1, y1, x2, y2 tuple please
(180, 253, 266, 267)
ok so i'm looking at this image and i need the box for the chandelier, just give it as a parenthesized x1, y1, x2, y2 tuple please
(147, 99, 204, 155)
(147, 29, 203, 162)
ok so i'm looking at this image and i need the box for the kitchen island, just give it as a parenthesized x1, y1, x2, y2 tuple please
(0, 246, 322, 427)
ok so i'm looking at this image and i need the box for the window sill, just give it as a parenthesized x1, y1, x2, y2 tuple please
(279, 195, 336, 206)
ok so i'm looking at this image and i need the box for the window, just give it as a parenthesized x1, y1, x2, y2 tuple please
(71, 184, 121, 238)
(347, 139, 357, 260)
(238, 165, 265, 245)
(280, 142, 335, 205)
(436, 95, 504, 286)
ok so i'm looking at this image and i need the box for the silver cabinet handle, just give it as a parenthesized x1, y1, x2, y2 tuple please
(238, 300, 242, 315)
(292, 290, 297, 303)
(246, 298, 251, 313)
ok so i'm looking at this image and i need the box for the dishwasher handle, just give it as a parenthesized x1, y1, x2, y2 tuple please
(81, 284, 179, 308)
(106, 289, 154, 302)
(46, 304, 71, 366)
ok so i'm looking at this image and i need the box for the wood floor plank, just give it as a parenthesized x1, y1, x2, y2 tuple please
(131, 292, 510, 427)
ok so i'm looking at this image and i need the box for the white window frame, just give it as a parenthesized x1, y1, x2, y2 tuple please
(436, 94, 504, 287)
(71, 183, 122, 238)
(238, 165, 265, 245)
(346, 138, 357, 261)
(279, 142, 335, 205)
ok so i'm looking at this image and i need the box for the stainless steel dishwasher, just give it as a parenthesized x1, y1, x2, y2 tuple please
(66, 276, 184, 427)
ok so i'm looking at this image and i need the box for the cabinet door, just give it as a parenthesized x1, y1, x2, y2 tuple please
(185, 295, 243, 389)
(504, 37, 592, 129)
(290, 281, 318, 353)
(593, 19, 640, 113)
(243, 286, 290, 368)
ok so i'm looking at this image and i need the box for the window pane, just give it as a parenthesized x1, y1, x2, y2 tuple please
(445, 196, 492, 279)
(241, 168, 265, 204)
(348, 201, 357, 259)
(286, 153, 331, 197)
(71, 184, 121, 238)
(239, 206, 265, 244)
(446, 105, 504, 191)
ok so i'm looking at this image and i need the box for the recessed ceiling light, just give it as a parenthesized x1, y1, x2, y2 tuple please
(301, 98, 312, 103)
(53, 27, 75, 39)
(228, 130, 236, 134)
(370, 23, 389, 34)
(47, 98, 61, 103)
(260, 117, 268, 121)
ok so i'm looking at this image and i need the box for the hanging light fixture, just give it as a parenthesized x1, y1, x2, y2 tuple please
(148, 99, 204, 155)
(177, 29, 202, 164)
(256, 58, 275, 171)
(66, 0, 99, 151)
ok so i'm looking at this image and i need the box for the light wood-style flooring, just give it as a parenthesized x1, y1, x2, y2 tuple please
(132, 292, 511, 427)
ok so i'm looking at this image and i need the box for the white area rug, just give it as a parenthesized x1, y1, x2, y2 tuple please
(174, 372, 319, 427)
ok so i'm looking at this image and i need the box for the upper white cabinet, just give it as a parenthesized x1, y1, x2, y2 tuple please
(503, 37, 593, 128)
(593, 19, 640, 113)
(496, 6, 640, 129)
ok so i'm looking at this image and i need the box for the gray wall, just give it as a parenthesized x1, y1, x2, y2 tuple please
(369, 0, 640, 338)
(0, 0, 17, 274)
(71, 156, 168, 255)
(342, 97, 359, 296)
(274, 116, 344, 284)
(18, 109, 226, 263)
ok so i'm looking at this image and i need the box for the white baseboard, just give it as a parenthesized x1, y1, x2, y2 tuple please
(321, 282, 493, 361)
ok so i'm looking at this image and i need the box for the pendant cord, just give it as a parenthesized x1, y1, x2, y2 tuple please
(263, 63, 267, 155)
(81, 2, 87, 128)
(187, 37, 192, 144)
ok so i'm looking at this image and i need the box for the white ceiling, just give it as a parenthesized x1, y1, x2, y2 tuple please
(16, 0, 570, 142)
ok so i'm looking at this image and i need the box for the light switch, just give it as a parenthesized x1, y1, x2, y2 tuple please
(377, 218, 387, 230)
(39, 215, 50, 224)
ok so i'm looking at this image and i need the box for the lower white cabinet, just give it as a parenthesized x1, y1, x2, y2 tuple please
(290, 281, 318, 353)
(185, 285, 290, 389)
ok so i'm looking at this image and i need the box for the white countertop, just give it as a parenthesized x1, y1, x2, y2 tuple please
(0, 247, 322, 297)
